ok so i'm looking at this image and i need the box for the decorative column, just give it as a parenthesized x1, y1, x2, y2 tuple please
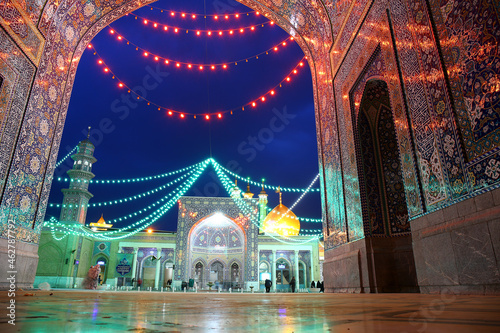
(271, 250, 276, 291)
(310, 250, 315, 284)
(155, 247, 162, 289)
(294, 250, 299, 289)
(131, 247, 139, 281)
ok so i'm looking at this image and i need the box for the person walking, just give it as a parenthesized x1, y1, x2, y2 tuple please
(265, 279, 272, 293)
(290, 276, 296, 293)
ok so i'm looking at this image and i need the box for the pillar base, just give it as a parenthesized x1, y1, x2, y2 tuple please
(0, 238, 39, 290)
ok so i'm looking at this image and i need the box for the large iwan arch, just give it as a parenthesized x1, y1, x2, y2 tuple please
(1, 0, 499, 294)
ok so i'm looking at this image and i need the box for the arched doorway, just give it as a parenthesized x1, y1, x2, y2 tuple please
(275, 258, 291, 291)
(259, 261, 271, 291)
(163, 260, 174, 288)
(95, 256, 108, 285)
(355, 79, 418, 293)
(141, 256, 156, 288)
(0, 0, 333, 290)
(210, 261, 224, 290)
(187, 213, 246, 288)
(230, 262, 240, 289)
(193, 261, 204, 287)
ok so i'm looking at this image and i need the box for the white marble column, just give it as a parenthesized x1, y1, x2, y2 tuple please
(131, 247, 139, 281)
(155, 248, 162, 289)
(294, 250, 299, 290)
(310, 250, 315, 285)
(271, 250, 276, 291)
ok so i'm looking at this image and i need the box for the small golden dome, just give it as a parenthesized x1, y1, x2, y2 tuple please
(262, 203, 300, 236)
(97, 214, 106, 224)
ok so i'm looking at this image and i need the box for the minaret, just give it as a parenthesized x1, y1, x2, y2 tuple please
(258, 179, 268, 226)
(230, 178, 241, 199)
(59, 127, 97, 225)
(242, 177, 254, 199)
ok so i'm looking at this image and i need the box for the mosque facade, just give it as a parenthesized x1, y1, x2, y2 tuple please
(34, 139, 321, 291)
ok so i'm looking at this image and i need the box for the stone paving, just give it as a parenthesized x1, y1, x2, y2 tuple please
(1, 290, 500, 332)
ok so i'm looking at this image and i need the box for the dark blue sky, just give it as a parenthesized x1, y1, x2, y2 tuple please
(46, 0, 321, 233)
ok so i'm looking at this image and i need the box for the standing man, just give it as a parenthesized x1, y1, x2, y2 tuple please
(290, 276, 296, 293)
(265, 278, 272, 293)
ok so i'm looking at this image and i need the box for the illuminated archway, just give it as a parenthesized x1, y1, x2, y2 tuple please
(0, 0, 337, 289)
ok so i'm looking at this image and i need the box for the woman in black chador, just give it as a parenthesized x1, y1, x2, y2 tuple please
(290, 276, 296, 293)
(265, 279, 272, 293)
(311, 281, 315, 288)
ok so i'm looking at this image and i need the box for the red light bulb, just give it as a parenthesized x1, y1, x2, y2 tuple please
(286, 77, 291, 82)
(98, 59, 103, 64)
(214, 15, 218, 20)
(211, 65, 215, 70)
(223, 64, 227, 69)
(270, 90, 275, 95)
(118, 83, 124, 88)
(153, 23, 158, 28)
(299, 62, 304, 66)
(188, 64, 192, 69)
(261, 97, 266, 102)
(199, 65, 203, 70)
(87, 44, 92, 49)
(181, 13, 186, 18)
(168, 111, 173, 116)
(104, 68, 109, 72)
(180, 114, 185, 118)
(174, 28, 178, 33)
(235, 14, 239, 18)
(192, 14, 196, 19)
(208, 31, 212, 36)
(170, 12, 175, 16)
(218, 31, 223, 36)
(196, 31, 201, 36)
(164, 26, 168, 31)
(274, 47, 278, 51)
(251, 26, 255, 31)
(143, 20, 147, 24)
(165, 60, 169, 64)
(154, 56, 159, 61)
(110, 29, 115, 34)
(176, 63, 180, 67)
(240, 28, 244, 33)
(143, 52, 148, 57)
(205, 115, 210, 120)
(293, 69, 297, 74)
(218, 113, 222, 118)
(252, 102, 256, 107)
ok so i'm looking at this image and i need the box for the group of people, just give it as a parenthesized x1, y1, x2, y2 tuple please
(264, 277, 324, 293)
(311, 280, 324, 292)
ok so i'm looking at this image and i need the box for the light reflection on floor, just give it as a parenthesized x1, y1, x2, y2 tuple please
(1, 290, 500, 332)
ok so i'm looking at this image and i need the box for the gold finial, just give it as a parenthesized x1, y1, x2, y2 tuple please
(234, 177, 237, 186)
(246, 177, 251, 193)
(87, 126, 91, 139)
(276, 186, 282, 205)
(261, 178, 265, 191)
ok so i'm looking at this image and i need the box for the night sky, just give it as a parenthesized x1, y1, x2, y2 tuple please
(45, 0, 322, 233)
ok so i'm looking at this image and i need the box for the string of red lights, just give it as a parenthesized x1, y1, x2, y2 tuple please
(88, 44, 306, 120)
(107, 26, 294, 70)
(127, 13, 275, 35)
(142, 5, 259, 19)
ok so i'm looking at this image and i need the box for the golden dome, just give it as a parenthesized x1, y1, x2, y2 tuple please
(262, 203, 300, 236)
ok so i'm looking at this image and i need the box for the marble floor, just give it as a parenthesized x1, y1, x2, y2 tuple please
(1, 290, 499, 332)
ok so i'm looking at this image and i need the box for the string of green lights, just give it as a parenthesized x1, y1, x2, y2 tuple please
(213, 160, 320, 192)
(55, 160, 202, 184)
(47, 159, 322, 241)
(46, 161, 210, 240)
(54, 146, 78, 169)
(49, 168, 196, 208)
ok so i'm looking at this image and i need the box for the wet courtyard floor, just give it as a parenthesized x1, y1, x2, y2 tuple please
(1, 290, 500, 332)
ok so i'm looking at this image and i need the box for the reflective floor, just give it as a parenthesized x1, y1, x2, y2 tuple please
(1, 290, 500, 332)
